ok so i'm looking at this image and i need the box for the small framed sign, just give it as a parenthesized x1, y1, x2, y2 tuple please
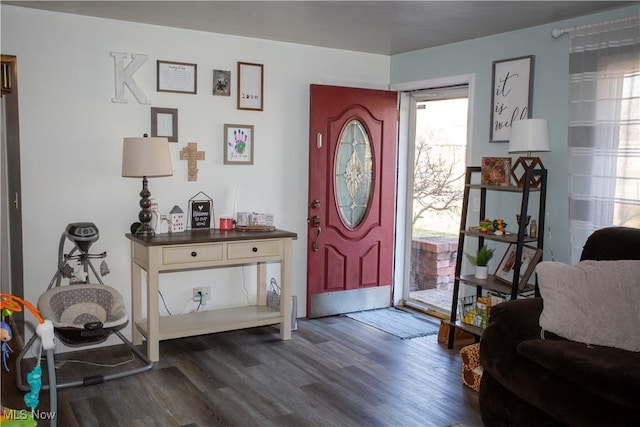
(481, 157, 511, 186)
(494, 244, 542, 290)
(213, 69, 231, 96)
(237, 62, 263, 110)
(151, 107, 178, 142)
(490, 55, 534, 142)
(188, 191, 214, 230)
(157, 60, 197, 94)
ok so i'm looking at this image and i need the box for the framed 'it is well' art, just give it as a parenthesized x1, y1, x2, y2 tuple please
(490, 55, 535, 142)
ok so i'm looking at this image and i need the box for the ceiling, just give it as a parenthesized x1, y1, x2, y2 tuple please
(4, 1, 635, 55)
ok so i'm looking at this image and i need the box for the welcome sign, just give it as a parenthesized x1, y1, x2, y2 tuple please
(188, 191, 214, 229)
(190, 200, 211, 229)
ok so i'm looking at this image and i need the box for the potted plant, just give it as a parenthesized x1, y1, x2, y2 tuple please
(465, 245, 495, 279)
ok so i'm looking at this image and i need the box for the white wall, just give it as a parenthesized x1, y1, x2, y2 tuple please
(1, 5, 390, 347)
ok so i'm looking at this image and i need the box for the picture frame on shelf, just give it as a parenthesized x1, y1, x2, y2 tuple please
(157, 60, 197, 94)
(237, 62, 263, 111)
(213, 69, 231, 96)
(494, 244, 542, 290)
(150, 107, 178, 142)
(490, 55, 534, 142)
(481, 157, 511, 186)
(224, 124, 254, 165)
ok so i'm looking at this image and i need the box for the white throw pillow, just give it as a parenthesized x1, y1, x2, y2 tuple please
(536, 260, 640, 352)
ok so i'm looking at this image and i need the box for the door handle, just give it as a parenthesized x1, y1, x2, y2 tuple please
(310, 215, 321, 252)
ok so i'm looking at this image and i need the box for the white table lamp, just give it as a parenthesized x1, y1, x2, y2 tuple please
(122, 135, 173, 236)
(508, 119, 550, 188)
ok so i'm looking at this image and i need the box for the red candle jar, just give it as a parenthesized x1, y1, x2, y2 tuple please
(219, 218, 234, 231)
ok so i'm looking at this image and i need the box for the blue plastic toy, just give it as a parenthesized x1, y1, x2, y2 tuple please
(1, 320, 13, 371)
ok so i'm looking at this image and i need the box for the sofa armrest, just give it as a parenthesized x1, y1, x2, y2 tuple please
(480, 298, 543, 377)
(489, 297, 543, 332)
(518, 339, 640, 412)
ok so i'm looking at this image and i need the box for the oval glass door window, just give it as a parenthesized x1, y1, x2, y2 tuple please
(334, 119, 373, 228)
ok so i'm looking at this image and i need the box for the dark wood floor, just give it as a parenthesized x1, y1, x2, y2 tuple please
(3, 315, 482, 427)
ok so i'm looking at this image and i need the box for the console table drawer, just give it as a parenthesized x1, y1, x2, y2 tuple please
(227, 240, 282, 260)
(163, 244, 224, 265)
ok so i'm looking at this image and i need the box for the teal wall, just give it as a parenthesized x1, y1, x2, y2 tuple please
(390, 5, 639, 263)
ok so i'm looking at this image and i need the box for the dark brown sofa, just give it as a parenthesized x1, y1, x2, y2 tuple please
(479, 227, 640, 426)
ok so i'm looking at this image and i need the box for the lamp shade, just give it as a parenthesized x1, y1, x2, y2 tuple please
(122, 137, 173, 177)
(508, 119, 551, 153)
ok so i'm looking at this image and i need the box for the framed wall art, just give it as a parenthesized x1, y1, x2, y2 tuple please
(157, 60, 197, 94)
(224, 124, 254, 165)
(481, 157, 511, 186)
(490, 55, 534, 142)
(237, 62, 263, 111)
(494, 244, 542, 290)
(150, 107, 178, 142)
(213, 69, 231, 96)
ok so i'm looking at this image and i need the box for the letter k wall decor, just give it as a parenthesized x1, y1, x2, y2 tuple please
(111, 52, 151, 104)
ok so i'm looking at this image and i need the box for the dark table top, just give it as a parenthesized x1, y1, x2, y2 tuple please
(126, 228, 298, 247)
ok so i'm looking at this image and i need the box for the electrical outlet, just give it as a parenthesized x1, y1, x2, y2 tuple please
(192, 286, 210, 303)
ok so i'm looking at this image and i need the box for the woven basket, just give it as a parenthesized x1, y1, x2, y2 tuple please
(235, 225, 276, 232)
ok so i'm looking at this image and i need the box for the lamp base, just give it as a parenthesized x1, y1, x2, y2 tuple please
(135, 222, 155, 237)
(510, 156, 545, 188)
(135, 176, 156, 237)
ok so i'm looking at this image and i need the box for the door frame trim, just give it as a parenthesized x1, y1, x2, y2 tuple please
(390, 74, 475, 307)
(1, 54, 24, 328)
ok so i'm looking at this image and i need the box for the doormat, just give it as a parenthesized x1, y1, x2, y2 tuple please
(344, 307, 440, 339)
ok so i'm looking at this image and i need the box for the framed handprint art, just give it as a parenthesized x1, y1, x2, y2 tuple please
(224, 124, 254, 165)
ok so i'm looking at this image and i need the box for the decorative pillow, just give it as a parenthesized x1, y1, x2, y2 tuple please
(536, 260, 640, 352)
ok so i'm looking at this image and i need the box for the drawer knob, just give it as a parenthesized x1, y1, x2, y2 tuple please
(191, 251, 197, 257)
(252, 247, 258, 252)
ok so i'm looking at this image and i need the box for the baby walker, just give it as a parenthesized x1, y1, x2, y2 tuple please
(14, 222, 152, 392)
(1, 293, 56, 427)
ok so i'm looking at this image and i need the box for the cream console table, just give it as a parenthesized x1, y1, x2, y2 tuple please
(126, 229, 297, 362)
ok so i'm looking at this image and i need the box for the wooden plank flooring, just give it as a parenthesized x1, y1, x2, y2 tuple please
(2, 315, 482, 427)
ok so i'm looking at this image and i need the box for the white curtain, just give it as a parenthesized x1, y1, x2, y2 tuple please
(567, 15, 640, 263)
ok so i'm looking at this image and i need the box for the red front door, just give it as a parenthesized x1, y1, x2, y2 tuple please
(307, 85, 398, 317)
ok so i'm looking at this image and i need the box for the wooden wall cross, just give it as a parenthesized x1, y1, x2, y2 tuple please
(180, 142, 205, 181)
